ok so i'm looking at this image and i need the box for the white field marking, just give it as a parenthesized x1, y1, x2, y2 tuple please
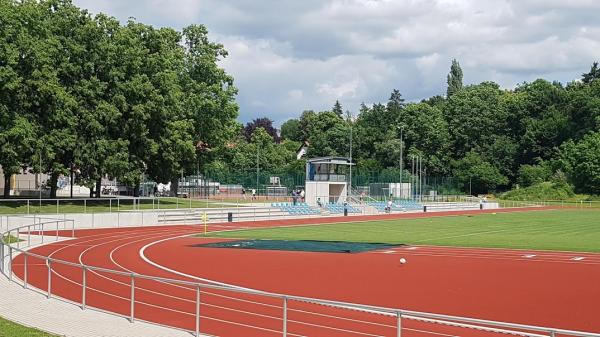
(571, 257, 585, 261)
(405, 246, 600, 259)
(47, 227, 396, 337)
(368, 251, 600, 266)
(523, 254, 536, 258)
(406, 247, 419, 250)
(382, 250, 396, 254)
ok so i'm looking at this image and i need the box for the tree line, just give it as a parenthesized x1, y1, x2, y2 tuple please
(0, 0, 238, 198)
(2, 0, 599, 198)
(217, 60, 600, 196)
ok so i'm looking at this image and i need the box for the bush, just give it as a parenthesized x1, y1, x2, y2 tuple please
(501, 181, 575, 201)
(517, 163, 551, 187)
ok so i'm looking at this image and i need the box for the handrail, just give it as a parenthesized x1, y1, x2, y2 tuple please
(1, 216, 599, 337)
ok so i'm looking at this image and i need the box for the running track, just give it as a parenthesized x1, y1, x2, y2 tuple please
(10, 207, 600, 337)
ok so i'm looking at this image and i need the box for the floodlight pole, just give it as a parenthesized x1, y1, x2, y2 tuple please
(256, 145, 259, 196)
(348, 112, 353, 197)
(39, 151, 42, 207)
(399, 127, 403, 199)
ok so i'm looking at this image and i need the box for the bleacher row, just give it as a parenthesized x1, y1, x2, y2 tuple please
(271, 202, 362, 215)
(325, 203, 361, 214)
(271, 202, 320, 215)
(368, 200, 423, 212)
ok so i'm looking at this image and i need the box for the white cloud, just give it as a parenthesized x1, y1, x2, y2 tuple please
(73, 0, 600, 125)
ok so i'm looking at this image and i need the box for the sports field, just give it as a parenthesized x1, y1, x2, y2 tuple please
(208, 209, 600, 252)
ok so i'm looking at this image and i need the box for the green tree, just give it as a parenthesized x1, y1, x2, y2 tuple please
(582, 61, 600, 84)
(452, 151, 509, 194)
(332, 100, 343, 118)
(447, 58, 463, 97)
(557, 131, 600, 194)
(280, 118, 302, 141)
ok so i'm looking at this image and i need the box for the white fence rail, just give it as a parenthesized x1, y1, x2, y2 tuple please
(0, 215, 599, 337)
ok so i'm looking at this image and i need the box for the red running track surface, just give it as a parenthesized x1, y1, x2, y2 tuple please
(10, 207, 600, 337)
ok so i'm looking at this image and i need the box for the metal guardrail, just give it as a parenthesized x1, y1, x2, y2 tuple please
(1, 215, 599, 337)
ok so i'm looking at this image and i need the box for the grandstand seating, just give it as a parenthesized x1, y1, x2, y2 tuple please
(368, 200, 423, 212)
(325, 203, 361, 214)
(271, 202, 321, 215)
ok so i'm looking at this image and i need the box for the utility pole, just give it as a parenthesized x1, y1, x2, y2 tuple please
(39, 151, 42, 207)
(256, 145, 260, 196)
(348, 112, 353, 197)
(399, 127, 403, 199)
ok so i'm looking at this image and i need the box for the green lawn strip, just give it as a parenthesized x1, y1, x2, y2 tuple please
(0, 316, 58, 337)
(206, 209, 600, 253)
(1, 235, 21, 244)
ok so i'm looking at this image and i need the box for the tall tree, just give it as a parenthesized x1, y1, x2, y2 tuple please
(244, 117, 279, 143)
(332, 100, 343, 118)
(280, 118, 302, 141)
(582, 61, 600, 84)
(446, 58, 463, 98)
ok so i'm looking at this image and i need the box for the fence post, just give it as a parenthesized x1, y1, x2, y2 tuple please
(56, 221, 59, 241)
(71, 220, 75, 238)
(130, 273, 135, 322)
(282, 296, 287, 337)
(27, 200, 30, 215)
(84, 199, 87, 214)
(195, 285, 201, 337)
(8, 246, 12, 281)
(109, 199, 112, 213)
(23, 253, 28, 289)
(82, 266, 86, 310)
(397, 311, 402, 337)
(47, 260, 52, 298)
(16, 227, 20, 249)
(56, 200, 59, 214)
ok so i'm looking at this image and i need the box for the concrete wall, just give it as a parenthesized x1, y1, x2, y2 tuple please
(1, 211, 160, 232)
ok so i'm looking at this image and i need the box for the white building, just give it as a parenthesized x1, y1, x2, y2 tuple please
(304, 157, 354, 206)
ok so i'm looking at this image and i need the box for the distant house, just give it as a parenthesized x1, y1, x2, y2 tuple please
(296, 141, 309, 160)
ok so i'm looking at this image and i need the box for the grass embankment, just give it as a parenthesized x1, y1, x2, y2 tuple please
(1, 235, 21, 244)
(0, 316, 57, 337)
(207, 209, 600, 252)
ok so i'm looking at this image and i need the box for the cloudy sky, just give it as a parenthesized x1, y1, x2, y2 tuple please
(73, 0, 600, 125)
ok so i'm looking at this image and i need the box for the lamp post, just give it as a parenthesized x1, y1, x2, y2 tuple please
(399, 127, 403, 199)
(348, 111, 353, 197)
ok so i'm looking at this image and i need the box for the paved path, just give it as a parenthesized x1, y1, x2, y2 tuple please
(0, 235, 205, 337)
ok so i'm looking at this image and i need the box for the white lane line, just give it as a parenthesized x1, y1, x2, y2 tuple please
(523, 254, 536, 258)
(571, 257, 585, 261)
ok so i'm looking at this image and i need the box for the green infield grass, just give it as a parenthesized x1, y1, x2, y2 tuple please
(206, 209, 600, 253)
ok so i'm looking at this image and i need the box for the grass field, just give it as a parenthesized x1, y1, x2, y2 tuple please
(0, 316, 57, 337)
(208, 209, 600, 253)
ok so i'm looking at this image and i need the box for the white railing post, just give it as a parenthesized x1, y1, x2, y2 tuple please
(47, 260, 52, 299)
(23, 253, 28, 289)
(130, 273, 135, 322)
(84, 199, 87, 213)
(56, 199, 59, 214)
(41, 222, 44, 244)
(397, 311, 402, 337)
(27, 200, 30, 214)
(56, 221, 59, 241)
(283, 296, 288, 337)
(82, 266, 86, 310)
(8, 245, 12, 281)
(109, 199, 112, 213)
(195, 285, 201, 336)
(71, 220, 75, 238)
